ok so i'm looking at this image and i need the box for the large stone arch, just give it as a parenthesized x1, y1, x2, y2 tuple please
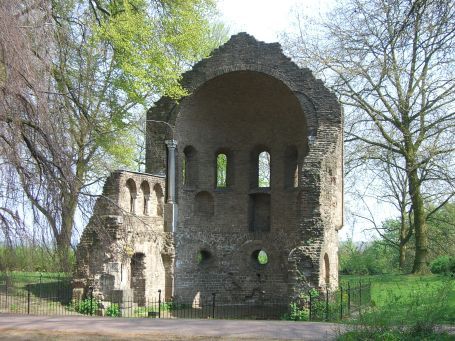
(145, 33, 341, 177)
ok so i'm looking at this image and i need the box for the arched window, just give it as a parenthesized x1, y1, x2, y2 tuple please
(125, 179, 137, 213)
(216, 153, 227, 188)
(285, 146, 298, 188)
(153, 183, 164, 217)
(183, 146, 197, 187)
(258, 151, 271, 188)
(140, 181, 150, 215)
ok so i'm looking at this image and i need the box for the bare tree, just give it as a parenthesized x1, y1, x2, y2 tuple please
(0, 0, 224, 271)
(283, 0, 455, 273)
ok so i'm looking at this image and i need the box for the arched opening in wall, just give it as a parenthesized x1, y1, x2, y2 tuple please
(125, 179, 137, 213)
(130, 252, 146, 305)
(153, 183, 164, 217)
(324, 253, 330, 286)
(258, 151, 271, 188)
(183, 146, 197, 187)
(140, 181, 150, 215)
(197, 249, 212, 265)
(251, 249, 268, 266)
(285, 146, 299, 188)
(195, 191, 214, 218)
(248, 193, 271, 232)
(161, 254, 173, 301)
(216, 153, 227, 188)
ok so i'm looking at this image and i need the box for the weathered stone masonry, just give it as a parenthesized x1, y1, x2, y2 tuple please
(74, 33, 343, 307)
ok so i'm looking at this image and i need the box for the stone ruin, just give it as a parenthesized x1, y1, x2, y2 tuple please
(73, 33, 343, 309)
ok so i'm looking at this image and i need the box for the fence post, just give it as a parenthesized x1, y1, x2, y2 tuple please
(27, 285, 31, 315)
(325, 287, 329, 321)
(39, 273, 42, 299)
(89, 286, 93, 316)
(158, 289, 162, 318)
(5, 276, 8, 308)
(212, 293, 216, 319)
(368, 279, 371, 303)
(359, 280, 362, 315)
(339, 286, 343, 320)
(347, 282, 351, 316)
(308, 290, 312, 321)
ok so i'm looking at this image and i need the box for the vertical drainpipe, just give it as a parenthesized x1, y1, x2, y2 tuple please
(165, 139, 178, 232)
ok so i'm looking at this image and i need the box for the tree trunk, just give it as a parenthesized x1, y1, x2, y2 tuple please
(409, 167, 429, 274)
(55, 183, 81, 272)
(399, 243, 407, 270)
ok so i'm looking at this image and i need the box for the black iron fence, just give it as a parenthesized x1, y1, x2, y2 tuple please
(0, 273, 370, 321)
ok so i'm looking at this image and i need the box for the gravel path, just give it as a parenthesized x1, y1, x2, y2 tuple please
(0, 314, 346, 340)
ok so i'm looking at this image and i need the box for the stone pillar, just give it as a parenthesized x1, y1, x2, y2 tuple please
(165, 140, 178, 232)
(165, 139, 177, 203)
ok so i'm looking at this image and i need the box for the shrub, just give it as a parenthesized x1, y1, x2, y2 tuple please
(282, 302, 309, 321)
(430, 256, 455, 275)
(73, 298, 98, 315)
(106, 303, 120, 317)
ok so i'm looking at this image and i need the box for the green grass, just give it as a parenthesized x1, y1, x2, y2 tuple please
(341, 273, 455, 323)
(339, 274, 455, 340)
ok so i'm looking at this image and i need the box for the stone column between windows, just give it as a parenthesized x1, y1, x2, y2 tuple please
(165, 139, 177, 203)
(165, 139, 178, 233)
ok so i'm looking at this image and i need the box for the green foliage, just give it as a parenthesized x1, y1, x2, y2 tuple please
(258, 151, 270, 187)
(106, 303, 120, 317)
(73, 298, 99, 315)
(282, 289, 321, 321)
(282, 302, 309, 321)
(430, 256, 455, 275)
(342, 274, 455, 324)
(0, 246, 75, 272)
(257, 250, 268, 265)
(339, 240, 398, 275)
(94, 0, 224, 103)
(162, 301, 191, 311)
(133, 301, 190, 317)
(339, 274, 454, 339)
(216, 153, 227, 187)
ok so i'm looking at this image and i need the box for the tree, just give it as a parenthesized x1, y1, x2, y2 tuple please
(0, 0, 224, 270)
(283, 0, 455, 273)
(348, 151, 413, 270)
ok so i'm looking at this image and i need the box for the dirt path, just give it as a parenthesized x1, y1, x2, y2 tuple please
(0, 314, 345, 340)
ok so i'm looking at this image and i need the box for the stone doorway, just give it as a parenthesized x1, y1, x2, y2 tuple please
(131, 252, 146, 305)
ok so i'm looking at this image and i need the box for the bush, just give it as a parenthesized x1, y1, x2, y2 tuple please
(339, 240, 399, 275)
(282, 302, 309, 321)
(106, 303, 120, 317)
(430, 256, 455, 275)
(73, 298, 99, 315)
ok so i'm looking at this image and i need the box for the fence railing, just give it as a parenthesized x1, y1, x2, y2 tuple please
(0, 273, 370, 321)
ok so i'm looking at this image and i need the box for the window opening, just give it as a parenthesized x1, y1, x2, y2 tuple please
(140, 181, 150, 215)
(252, 249, 269, 266)
(154, 183, 164, 217)
(258, 151, 270, 187)
(216, 153, 227, 188)
(197, 250, 212, 265)
(126, 179, 137, 213)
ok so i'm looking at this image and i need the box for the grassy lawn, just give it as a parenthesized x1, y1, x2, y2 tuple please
(339, 273, 454, 340)
(341, 273, 455, 323)
(1, 271, 75, 315)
